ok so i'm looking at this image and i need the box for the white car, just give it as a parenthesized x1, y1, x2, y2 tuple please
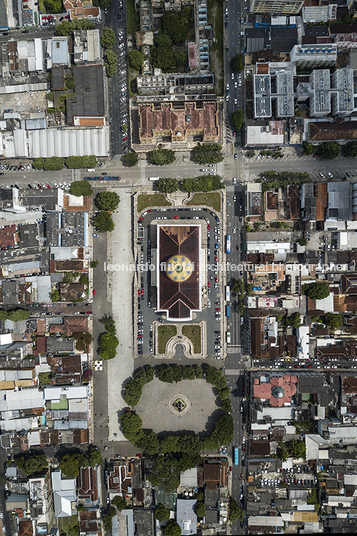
(234, 98, 237, 105)
(231, 72, 234, 79)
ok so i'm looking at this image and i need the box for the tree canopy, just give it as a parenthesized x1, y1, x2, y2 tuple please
(121, 411, 143, 442)
(318, 141, 340, 160)
(154, 503, 170, 522)
(163, 520, 182, 536)
(15, 454, 48, 476)
(101, 28, 115, 49)
(302, 142, 315, 155)
(195, 500, 206, 518)
(302, 282, 330, 300)
(98, 332, 119, 359)
(128, 49, 144, 70)
(230, 54, 243, 72)
(232, 279, 244, 294)
(104, 49, 118, 77)
(161, 7, 192, 44)
(70, 180, 93, 197)
(112, 496, 127, 510)
(94, 211, 115, 232)
(66, 155, 97, 169)
(229, 497, 244, 522)
(59, 452, 90, 477)
(191, 143, 224, 164)
(156, 178, 179, 193)
(154, 33, 172, 47)
(56, 19, 95, 35)
(122, 152, 138, 167)
(150, 45, 175, 71)
(95, 191, 120, 211)
(232, 109, 244, 131)
(148, 148, 176, 165)
(343, 141, 357, 157)
(181, 175, 225, 192)
(325, 312, 343, 331)
(44, 157, 64, 171)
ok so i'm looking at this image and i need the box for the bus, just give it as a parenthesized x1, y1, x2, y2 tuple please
(226, 235, 231, 254)
(225, 285, 230, 302)
(226, 305, 230, 318)
(227, 331, 231, 344)
(233, 447, 239, 466)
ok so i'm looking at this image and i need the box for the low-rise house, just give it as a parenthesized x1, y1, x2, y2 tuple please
(51, 470, 77, 518)
(78, 467, 99, 506)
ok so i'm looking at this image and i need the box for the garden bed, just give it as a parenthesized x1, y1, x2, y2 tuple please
(187, 192, 221, 212)
(157, 325, 177, 354)
(137, 194, 171, 212)
(182, 325, 201, 354)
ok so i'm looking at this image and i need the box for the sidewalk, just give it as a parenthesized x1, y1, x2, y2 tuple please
(107, 188, 134, 441)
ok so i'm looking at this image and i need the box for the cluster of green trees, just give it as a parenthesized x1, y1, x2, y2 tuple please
(95, 191, 120, 211)
(259, 170, 311, 193)
(32, 157, 64, 171)
(103, 507, 116, 531)
(231, 110, 244, 131)
(122, 152, 138, 167)
(56, 19, 95, 36)
(161, 7, 193, 44)
(191, 144, 224, 164)
(229, 497, 244, 522)
(150, 32, 186, 71)
(120, 365, 234, 481)
(231, 279, 245, 315)
(324, 312, 343, 331)
(148, 149, 176, 165)
(181, 175, 225, 192)
(104, 49, 118, 77)
(123, 366, 155, 406)
(128, 50, 144, 71)
(0, 309, 30, 322)
(302, 282, 330, 300)
(112, 496, 127, 510)
(98, 314, 118, 359)
(154, 503, 170, 522)
(155, 175, 225, 193)
(33, 156, 98, 171)
(70, 180, 93, 197)
(277, 440, 306, 461)
(43, 0, 63, 13)
(284, 312, 301, 329)
(304, 140, 357, 159)
(230, 54, 243, 72)
(100, 314, 117, 336)
(73, 332, 93, 352)
(163, 520, 182, 536)
(94, 211, 115, 232)
(14, 453, 48, 476)
(98, 332, 119, 360)
(59, 447, 102, 477)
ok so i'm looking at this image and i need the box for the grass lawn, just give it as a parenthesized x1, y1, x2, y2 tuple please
(137, 194, 171, 212)
(126, 0, 139, 35)
(187, 192, 221, 212)
(158, 325, 177, 354)
(59, 515, 78, 535)
(38, 372, 52, 386)
(182, 325, 201, 354)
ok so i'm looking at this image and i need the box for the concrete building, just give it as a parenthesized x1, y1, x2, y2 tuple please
(253, 63, 294, 119)
(290, 44, 337, 68)
(250, 0, 304, 13)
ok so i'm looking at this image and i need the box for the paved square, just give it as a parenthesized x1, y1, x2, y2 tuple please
(135, 378, 221, 435)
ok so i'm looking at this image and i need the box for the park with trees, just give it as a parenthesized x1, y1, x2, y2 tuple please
(120, 364, 234, 490)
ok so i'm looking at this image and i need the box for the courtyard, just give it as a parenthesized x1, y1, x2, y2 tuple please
(134, 378, 221, 435)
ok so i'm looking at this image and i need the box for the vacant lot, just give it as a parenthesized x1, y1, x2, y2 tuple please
(136, 378, 220, 434)
(182, 324, 201, 354)
(137, 194, 171, 212)
(187, 192, 221, 212)
(158, 325, 177, 354)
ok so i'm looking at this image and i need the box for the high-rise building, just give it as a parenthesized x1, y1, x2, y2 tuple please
(250, 0, 304, 14)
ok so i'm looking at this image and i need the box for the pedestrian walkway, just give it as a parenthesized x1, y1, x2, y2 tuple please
(107, 189, 134, 442)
